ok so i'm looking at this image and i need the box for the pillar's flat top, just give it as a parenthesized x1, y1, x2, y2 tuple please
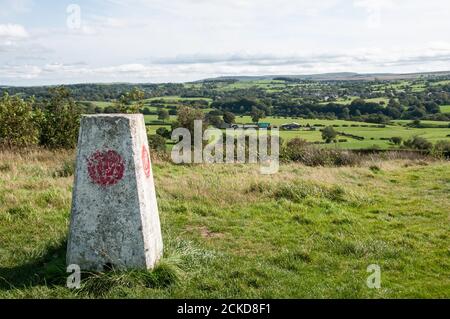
(82, 114, 144, 119)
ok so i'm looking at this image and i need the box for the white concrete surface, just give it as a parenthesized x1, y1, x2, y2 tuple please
(67, 114, 163, 271)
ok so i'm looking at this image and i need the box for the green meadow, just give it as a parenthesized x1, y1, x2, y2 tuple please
(146, 96, 213, 103)
(80, 101, 114, 108)
(0, 150, 448, 298)
(146, 115, 450, 150)
(78, 75, 450, 151)
(440, 105, 450, 113)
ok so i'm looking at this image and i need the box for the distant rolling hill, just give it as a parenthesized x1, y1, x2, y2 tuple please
(201, 71, 450, 82)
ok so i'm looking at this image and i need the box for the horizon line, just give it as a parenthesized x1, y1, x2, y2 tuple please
(2, 69, 450, 88)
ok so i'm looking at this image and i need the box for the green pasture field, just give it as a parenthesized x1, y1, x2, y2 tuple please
(145, 115, 449, 150)
(319, 97, 389, 105)
(78, 103, 449, 150)
(80, 101, 114, 108)
(146, 125, 172, 135)
(440, 105, 450, 113)
(319, 96, 357, 105)
(220, 80, 288, 91)
(370, 80, 427, 93)
(431, 80, 450, 86)
(146, 96, 213, 103)
(234, 117, 450, 149)
(365, 97, 389, 104)
(221, 126, 449, 150)
(144, 115, 177, 124)
(234, 116, 373, 127)
(79, 96, 213, 110)
(391, 120, 450, 127)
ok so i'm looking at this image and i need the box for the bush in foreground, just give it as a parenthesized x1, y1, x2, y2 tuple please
(148, 134, 167, 152)
(0, 93, 40, 147)
(404, 136, 433, 151)
(281, 138, 361, 167)
(433, 140, 450, 158)
(37, 87, 82, 149)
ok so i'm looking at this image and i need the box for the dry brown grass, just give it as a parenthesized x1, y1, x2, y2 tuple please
(0, 147, 444, 211)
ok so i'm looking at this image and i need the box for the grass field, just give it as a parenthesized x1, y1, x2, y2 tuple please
(146, 96, 213, 103)
(80, 99, 450, 150)
(81, 101, 114, 108)
(440, 105, 450, 113)
(144, 115, 450, 150)
(431, 80, 450, 86)
(320, 97, 389, 105)
(231, 117, 450, 150)
(144, 115, 177, 123)
(365, 97, 389, 104)
(80, 97, 212, 111)
(391, 120, 450, 126)
(0, 150, 449, 298)
(234, 116, 367, 127)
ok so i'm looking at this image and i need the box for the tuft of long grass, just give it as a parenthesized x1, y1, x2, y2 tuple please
(52, 160, 75, 178)
(78, 261, 183, 298)
(77, 236, 216, 298)
(247, 179, 350, 204)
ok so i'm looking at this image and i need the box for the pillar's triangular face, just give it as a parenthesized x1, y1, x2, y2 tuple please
(67, 114, 163, 271)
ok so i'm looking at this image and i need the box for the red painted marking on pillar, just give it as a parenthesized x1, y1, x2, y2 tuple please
(87, 150, 125, 186)
(142, 145, 151, 178)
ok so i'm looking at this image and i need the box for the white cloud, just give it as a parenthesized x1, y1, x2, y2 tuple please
(2, 0, 450, 85)
(0, 24, 28, 38)
(2, 42, 450, 85)
(0, 64, 41, 79)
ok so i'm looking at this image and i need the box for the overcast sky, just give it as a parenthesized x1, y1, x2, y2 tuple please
(1, 0, 450, 85)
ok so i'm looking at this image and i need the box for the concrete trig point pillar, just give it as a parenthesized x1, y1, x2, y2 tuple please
(67, 114, 163, 271)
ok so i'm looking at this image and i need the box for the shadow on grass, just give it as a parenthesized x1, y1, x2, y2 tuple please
(0, 240, 68, 290)
(0, 239, 182, 297)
